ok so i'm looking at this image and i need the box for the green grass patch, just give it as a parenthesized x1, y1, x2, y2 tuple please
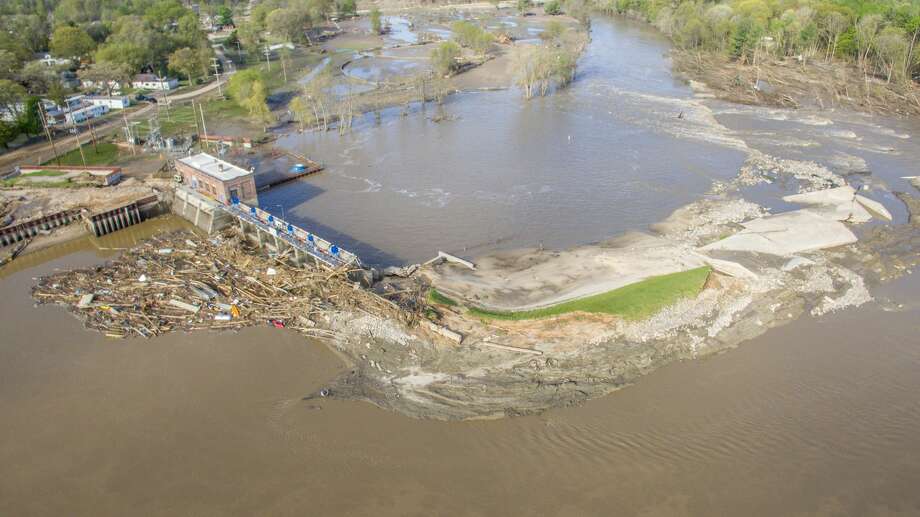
(134, 98, 251, 137)
(468, 266, 712, 321)
(45, 143, 120, 166)
(428, 288, 458, 306)
(21, 169, 69, 177)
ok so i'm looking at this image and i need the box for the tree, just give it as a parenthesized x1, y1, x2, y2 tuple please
(876, 26, 908, 82)
(370, 8, 382, 35)
(0, 120, 20, 150)
(516, 0, 531, 16)
(79, 62, 131, 95)
(228, 69, 273, 130)
(0, 50, 21, 81)
(267, 8, 311, 43)
(336, 0, 357, 18)
(169, 47, 209, 84)
(50, 25, 95, 60)
(822, 11, 849, 62)
(17, 96, 42, 137)
(216, 6, 234, 26)
(289, 95, 309, 131)
(0, 80, 27, 120)
(430, 41, 460, 76)
(544, 0, 562, 16)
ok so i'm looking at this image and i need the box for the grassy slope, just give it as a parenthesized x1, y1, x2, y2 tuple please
(431, 266, 712, 321)
(46, 142, 120, 166)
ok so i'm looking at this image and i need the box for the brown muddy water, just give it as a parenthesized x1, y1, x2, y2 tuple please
(2, 220, 920, 516)
(265, 15, 919, 267)
(4, 15, 920, 516)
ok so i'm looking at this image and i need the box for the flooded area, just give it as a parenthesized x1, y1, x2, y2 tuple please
(2, 223, 920, 515)
(267, 17, 749, 266)
(3, 12, 920, 516)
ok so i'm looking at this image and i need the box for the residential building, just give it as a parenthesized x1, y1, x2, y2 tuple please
(132, 74, 179, 91)
(64, 104, 108, 124)
(87, 96, 132, 110)
(38, 54, 71, 67)
(176, 152, 258, 205)
(81, 79, 124, 93)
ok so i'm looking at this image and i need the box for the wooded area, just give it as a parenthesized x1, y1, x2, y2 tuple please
(598, 0, 920, 84)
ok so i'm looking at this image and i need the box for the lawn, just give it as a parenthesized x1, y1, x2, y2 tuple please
(45, 142, 120, 166)
(134, 98, 251, 137)
(430, 266, 712, 321)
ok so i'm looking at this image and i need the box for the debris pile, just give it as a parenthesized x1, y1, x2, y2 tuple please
(31, 230, 409, 339)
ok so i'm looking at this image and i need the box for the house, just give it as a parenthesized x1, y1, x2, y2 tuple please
(176, 152, 258, 205)
(64, 104, 108, 124)
(38, 54, 71, 67)
(87, 96, 132, 110)
(132, 74, 179, 91)
(81, 79, 124, 93)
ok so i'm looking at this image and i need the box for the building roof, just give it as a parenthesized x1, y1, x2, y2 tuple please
(133, 74, 175, 82)
(178, 153, 252, 182)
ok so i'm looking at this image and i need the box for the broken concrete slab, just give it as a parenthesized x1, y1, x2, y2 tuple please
(700, 256, 759, 279)
(702, 210, 857, 256)
(854, 194, 893, 221)
(783, 185, 856, 206)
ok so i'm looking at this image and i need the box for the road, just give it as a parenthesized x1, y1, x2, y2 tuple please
(0, 70, 233, 174)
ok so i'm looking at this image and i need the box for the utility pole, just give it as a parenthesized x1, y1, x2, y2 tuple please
(211, 57, 223, 97)
(37, 103, 61, 165)
(87, 117, 98, 152)
(198, 102, 209, 149)
(262, 46, 272, 71)
(191, 99, 202, 143)
(280, 50, 288, 82)
(161, 82, 171, 122)
(73, 123, 87, 168)
(122, 109, 136, 156)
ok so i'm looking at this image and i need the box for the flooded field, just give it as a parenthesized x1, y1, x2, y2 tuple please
(266, 15, 918, 267)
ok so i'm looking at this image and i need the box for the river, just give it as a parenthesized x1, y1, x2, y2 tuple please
(2, 15, 920, 516)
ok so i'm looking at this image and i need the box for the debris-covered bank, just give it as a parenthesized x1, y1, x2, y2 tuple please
(30, 150, 920, 420)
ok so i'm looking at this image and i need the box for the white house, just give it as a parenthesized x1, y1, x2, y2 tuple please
(87, 95, 132, 110)
(132, 74, 179, 91)
(63, 104, 108, 125)
(81, 78, 124, 93)
(39, 54, 71, 67)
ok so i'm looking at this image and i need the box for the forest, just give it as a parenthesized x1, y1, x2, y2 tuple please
(598, 0, 920, 84)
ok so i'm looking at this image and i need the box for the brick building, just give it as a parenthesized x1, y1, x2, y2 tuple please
(176, 153, 258, 205)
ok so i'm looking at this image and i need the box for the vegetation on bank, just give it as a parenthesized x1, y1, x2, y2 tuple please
(429, 266, 712, 321)
(512, 21, 586, 98)
(596, 0, 920, 85)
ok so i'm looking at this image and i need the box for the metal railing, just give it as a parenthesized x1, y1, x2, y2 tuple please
(223, 200, 361, 269)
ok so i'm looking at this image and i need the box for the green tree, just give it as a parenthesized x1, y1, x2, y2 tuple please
(370, 8, 383, 35)
(216, 6, 234, 26)
(876, 26, 908, 82)
(544, 0, 563, 16)
(228, 69, 273, 130)
(516, 0, 531, 16)
(0, 120, 20, 150)
(17, 96, 42, 137)
(79, 62, 131, 95)
(430, 41, 461, 76)
(0, 80, 27, 120)
(169, 47, 209, 84)
(267, 8, 311, 43)
(336, 0, 357, 18)
(50, 25, 96, 60)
